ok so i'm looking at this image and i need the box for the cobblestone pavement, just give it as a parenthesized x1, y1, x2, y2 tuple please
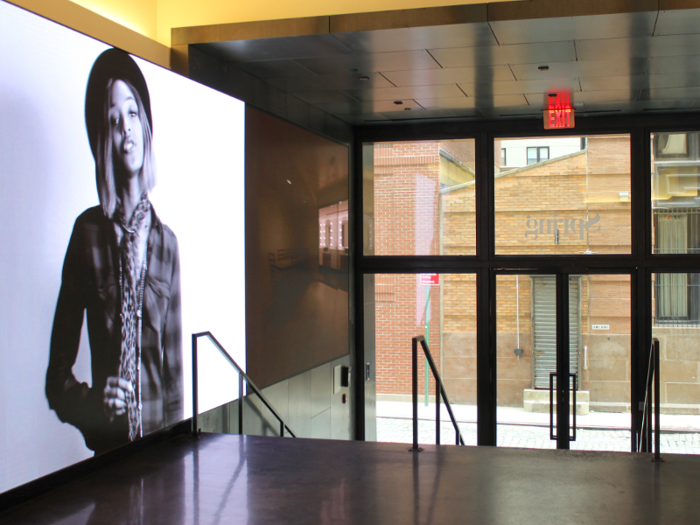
(377, 417, 700, 454)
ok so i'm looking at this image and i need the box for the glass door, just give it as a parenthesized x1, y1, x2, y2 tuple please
(496, 272, 632, 451)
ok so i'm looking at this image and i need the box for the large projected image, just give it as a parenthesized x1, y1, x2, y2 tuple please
(45, 48, 184, 454)
(0, 1, 245, 493)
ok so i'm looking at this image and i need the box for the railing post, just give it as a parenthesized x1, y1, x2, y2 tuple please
(411, 337, 422, 452)
(192, 333, 199, 438)
(653, 339, 663, 462)
(646, 358, 653, 452)
(239, 372, 243, 435)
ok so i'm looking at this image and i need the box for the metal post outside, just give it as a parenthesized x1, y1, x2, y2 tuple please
(436, 377, 441, 445)
(653, 339, 663, 462)
(238, 372, 243, 435)
(192, 334, 199, 438)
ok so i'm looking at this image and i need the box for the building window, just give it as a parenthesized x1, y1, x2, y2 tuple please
(655, 133, 691, 159)
(655, 273, 700, 325)
(526, 146, 549, 165)
(501, 148, 507, 167)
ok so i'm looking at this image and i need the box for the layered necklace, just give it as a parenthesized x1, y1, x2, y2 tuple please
(115, 192, 151, 441)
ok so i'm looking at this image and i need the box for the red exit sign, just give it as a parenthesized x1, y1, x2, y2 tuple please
(544, 91, 575, 129)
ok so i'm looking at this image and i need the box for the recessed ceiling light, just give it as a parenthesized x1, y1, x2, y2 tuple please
(394, 100, 403, 105)
(286, 179, 292, 185)
(359, 76, 370, 81)
(538, 65, 550, 71)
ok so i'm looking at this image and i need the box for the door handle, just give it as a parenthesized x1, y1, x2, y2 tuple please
(550, 372, 577, 442)
(549, 372, 556, 440)
(570, 372, 577, 442)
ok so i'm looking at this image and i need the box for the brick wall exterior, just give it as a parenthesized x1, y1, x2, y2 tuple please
(373, 140, 475, 396)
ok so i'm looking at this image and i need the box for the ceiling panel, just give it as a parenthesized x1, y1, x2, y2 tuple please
(568, 90, 637, 104)
(646, 55, 700, 75)
(640, 86, 700, 100)
(341, 84, 465, 102)
(315, 99, 422, 115)
(379, 107, 481, 121)
(383, 65, 514, 87)
(429, 41, 576, 68)
(265, 71, 395, 93)
(294, 50, 440, 76)
(584, 99, 693, 113)
(459, 78, 580, 97)
(655, 7, 700, 36)
(231, 58, 315, 81)
(511, 58, 647, 81)
(576, 34, 700, 61)
(581, 73, 700, 91)
(479, 105, 541, 119)
(330, 23, 497, 54)
(474, 94, 529, 108)
(489, 12, 657, 45)
(415, 97, 475, 110)
(292, 91, 360, 105)
(203, 34, 353, 62)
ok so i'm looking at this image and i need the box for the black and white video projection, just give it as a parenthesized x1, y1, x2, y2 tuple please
(0, 1, 245, 493)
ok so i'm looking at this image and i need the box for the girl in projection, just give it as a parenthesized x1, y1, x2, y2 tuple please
(46, 48, 182, 455)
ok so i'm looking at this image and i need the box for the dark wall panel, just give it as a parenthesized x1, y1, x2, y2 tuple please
(246, 108, 350, 388)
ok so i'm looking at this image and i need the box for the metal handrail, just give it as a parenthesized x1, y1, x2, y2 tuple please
(192, 331, 296, 439)
(639, 338, 662, 461)
(411, 335, 465, 451)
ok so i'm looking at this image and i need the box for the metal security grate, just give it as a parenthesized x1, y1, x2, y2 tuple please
(531, 276, 581, 389)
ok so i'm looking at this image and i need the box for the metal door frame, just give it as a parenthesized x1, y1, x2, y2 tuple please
(493, 268, 633, 450)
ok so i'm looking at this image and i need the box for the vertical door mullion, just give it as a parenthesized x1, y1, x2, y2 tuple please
(477, 130, 496, 446)
(556, 273, 571, 450)
(477, 268, 496, 446)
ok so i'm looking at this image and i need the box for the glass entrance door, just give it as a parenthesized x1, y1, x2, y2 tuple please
(496, 273, 632, 451)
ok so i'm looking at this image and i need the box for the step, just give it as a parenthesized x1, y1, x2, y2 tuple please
(523, 389, 590, 415)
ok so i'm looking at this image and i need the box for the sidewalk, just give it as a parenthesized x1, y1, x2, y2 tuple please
(376, 401, 700, 454)
(377, 400, 700, 431)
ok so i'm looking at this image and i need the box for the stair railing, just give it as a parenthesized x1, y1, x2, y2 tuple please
(192, 331, 296, 439)
(411, 335, 465, 451)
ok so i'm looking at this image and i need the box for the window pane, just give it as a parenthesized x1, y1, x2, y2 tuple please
(652, 273, 700, 454)
(495, 135, 631, 255)
(363, 139, 476, 256)
(652, 132, 700, 254)
(527, 147, 538, 165)
(368, 273, 477, 446)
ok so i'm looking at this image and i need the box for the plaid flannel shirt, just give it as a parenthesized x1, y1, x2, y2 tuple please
(46, 205, 182, 454)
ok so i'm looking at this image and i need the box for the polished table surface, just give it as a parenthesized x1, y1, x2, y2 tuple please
(2, 432, 700, 524)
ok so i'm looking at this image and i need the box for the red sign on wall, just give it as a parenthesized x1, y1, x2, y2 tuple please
(544, 91, 575, 129)
(420, 274, 440, 286)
